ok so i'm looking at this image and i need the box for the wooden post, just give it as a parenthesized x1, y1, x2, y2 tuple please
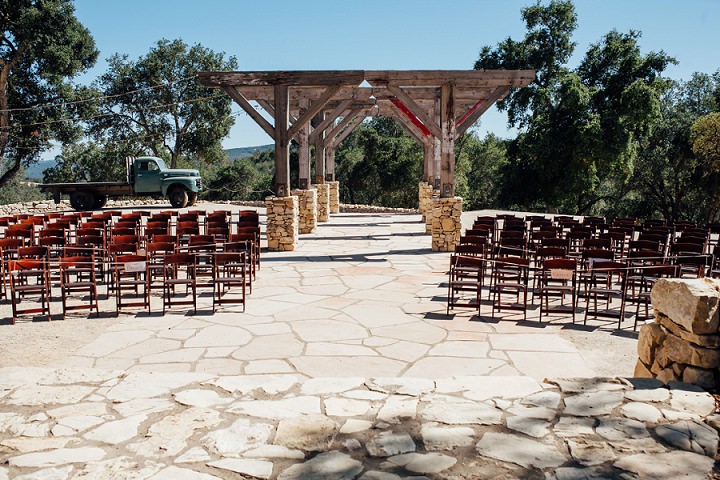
(274, 85, 290, 197)
(439, 82, 455, 198)
(297, 99, 311, 189)
(314, 111, 326, 184)
(326, 147, 335, 181)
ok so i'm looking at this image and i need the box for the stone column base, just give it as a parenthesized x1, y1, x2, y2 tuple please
(328, 181, 340, 214)
(265, 196, 299, 251)
(431, 197, 462, 252)
(424, 192, 440, 234)
(418, 182, 434, 221)
(314, 184, 330, 222)
(290, 189, 317, 234)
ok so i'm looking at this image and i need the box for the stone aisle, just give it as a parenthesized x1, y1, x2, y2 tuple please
(61, 212, 600, 379)
(0, 368, 718, 479)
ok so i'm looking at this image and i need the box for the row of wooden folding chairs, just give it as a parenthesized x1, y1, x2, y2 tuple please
(3, 248, 251, 324)
(447, 253, 687, 331)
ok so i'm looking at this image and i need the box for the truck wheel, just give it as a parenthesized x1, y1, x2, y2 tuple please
(187, 192, 198, 206)
(168, 187, 189, 208)
(69, 190, 96, 211)
(94, 195, 108, 209)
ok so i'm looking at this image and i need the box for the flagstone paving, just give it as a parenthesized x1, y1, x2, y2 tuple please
(0, 207, 718, 478)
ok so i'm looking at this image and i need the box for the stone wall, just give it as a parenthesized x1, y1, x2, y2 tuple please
(328, 181, 340, 214)
(431, 197, 462, 252)
(635, 278, 720, 390)
(314, 184, 330, 223)
(417, 182, 434, 221)
(264, 196, 299, 251)
(290, 189, 318, 234)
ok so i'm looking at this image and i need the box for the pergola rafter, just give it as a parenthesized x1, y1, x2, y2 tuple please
(198, 69, 534, 197)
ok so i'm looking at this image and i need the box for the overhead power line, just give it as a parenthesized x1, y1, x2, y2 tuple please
(0, 76, 197, 114)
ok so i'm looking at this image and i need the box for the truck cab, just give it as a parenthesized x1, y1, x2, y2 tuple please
(132, 156, 203, 207)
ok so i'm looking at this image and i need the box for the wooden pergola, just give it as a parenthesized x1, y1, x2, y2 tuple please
(198, 70, 534, 198)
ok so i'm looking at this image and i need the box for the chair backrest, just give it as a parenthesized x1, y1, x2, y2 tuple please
(640, 263, 680, 278)
(147, 241, 176, 256)
(214, 251, 245, 267)
(163, 253, 195, 268)
(541, 237, 569, 250)
(451, 254, 484, 273)
(109, 234, 139, 246)
(455, 244, 484, 257)
(542, 258, 577, 272)
(8, 258, 46, 276)
(152, 234, 177, 245)
(535, 247, 567, 260)
(591, 260, 627, 274)
(459, 235, 486, 246)
(583, 238, 612, 250)
(18, 246, 48, 259)
(110, 227, 137, 237)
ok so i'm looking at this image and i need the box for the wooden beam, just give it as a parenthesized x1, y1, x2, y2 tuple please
(288, 84, 341, 139)
(314, 111, 326, 184)
(364, 70, 535, 87)
(274, 85, 291, 197)
(325, 109, 362, 146)
(199, 70, 366, 87)
(309, 99, 352, 143)
(386, 85, 442, 139)
(386, 101, 429, 146)
(297, 98, 311, 189)
(225, 87, 275, 139)
(256, 99, 275, 117)
(455, 86, 510, 135)
(439, 82, 456, 198)
(330, 112, 368, 148)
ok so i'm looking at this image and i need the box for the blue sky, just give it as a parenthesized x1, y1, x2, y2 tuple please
(71, 0, 720, 149)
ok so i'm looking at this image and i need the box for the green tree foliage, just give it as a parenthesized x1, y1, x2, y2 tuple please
(42, 142, 132, 183)
(475, 0, 674, 214)
(0, 0, 98, 188)
(87, 39, 237, 168)
(628, 73, 720, 222)
(454, 132, 508, 210)
(0, 165, 42, 204)
(335, 117, 422, 208)
(204, 158, 259, 201)
(691, 112, 720, 169)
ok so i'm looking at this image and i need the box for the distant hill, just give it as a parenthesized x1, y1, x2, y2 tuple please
(25, 145, 274, 180)
(25, 159, 57, 181)
(225, 145, 273, 161)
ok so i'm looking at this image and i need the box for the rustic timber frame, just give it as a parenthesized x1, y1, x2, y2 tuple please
(198, 70, 534, 198)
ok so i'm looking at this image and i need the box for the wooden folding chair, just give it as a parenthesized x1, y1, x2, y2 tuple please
(537, 258, 577, 322)
(490, 256, 531, 320)
(114, 253, 150, 315)
(59, 254, 99, 320)
(162, 253, 197, 314)
(583, 260, 629, 329)
(213, 251, 247, 312)
(447, 255, 484, 315)
(8, 259, 51, 323)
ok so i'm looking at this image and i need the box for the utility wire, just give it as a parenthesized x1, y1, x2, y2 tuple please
(0, 76, 197, 114)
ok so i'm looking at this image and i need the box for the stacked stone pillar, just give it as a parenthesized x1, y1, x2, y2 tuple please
(418, 182, 434, 222)
(290, 189, 317, 234)
(328, 181, 340, 214)
(431, 197, 462, 252)
(265, 196, 299, 251)
(635, 278, 720, 390)
(314, 184, 330, 222)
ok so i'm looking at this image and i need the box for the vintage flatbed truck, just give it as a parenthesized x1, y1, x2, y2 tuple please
(39, 156, 203, 210)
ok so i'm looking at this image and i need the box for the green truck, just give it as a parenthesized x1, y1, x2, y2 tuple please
(39, 156, 203, 210)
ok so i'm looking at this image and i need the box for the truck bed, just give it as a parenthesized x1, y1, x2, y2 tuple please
(39, 182, 135, 196)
